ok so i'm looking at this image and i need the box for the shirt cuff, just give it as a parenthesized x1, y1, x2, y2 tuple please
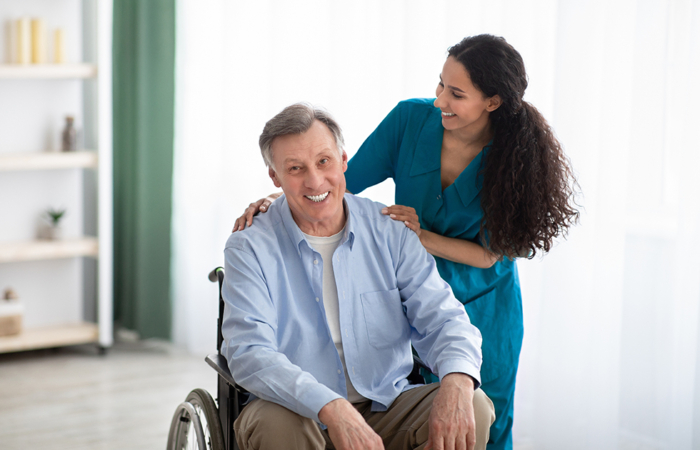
(301, 385, 344, 424)
(437, 360, 482, 390)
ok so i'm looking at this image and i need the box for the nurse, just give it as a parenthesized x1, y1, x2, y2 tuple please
(234, 34, 579, 450)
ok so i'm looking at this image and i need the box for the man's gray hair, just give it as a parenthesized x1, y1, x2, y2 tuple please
(259, 103, 345, 168)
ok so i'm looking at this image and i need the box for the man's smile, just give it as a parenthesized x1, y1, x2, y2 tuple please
(305, 191, 330, 203)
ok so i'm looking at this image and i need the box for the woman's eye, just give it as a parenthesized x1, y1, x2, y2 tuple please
(451, 91, 463, 99)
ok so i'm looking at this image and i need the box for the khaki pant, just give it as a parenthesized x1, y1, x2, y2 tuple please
(234, 383, 495, 450)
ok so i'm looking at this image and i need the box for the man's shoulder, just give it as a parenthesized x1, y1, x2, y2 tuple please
(224, 201, 284, 253)
(346, 194, 408, 237)
(346, 193, 385, 219)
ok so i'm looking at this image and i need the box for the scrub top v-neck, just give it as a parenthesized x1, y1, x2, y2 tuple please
(345, 98, 523, 384)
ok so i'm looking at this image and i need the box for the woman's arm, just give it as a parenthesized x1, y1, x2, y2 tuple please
(383, 205, 498, 269)
(420, 230, 498, 269)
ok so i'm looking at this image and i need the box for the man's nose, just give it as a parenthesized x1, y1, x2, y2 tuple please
(304, 167, 324, 190)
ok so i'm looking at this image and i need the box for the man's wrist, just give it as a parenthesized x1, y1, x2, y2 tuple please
(318, 398, 349, 426)
(442, 372, 476, 390)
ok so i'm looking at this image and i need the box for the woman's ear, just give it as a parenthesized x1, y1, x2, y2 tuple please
(487, 95, 502, 112)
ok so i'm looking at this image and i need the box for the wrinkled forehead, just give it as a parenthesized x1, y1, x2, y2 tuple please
(270, 122, 340, 165)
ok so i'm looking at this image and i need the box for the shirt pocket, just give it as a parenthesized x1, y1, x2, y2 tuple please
(360, 288, 410, 349)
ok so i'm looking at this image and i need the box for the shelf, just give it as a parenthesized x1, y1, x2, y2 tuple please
(0, 237, 99, 263)
(0, 64, 98, 79)
(0, 2, 114, 352)
(0, 151, 98, 172)
(0, 322, 99, 353)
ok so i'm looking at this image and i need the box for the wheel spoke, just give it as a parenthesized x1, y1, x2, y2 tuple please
(167, 389, 225, 450)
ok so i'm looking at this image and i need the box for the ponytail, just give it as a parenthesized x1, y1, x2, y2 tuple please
(480, 101, 579, 258)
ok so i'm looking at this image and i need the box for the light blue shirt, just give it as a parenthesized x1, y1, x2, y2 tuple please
(221, 193, 482, 423)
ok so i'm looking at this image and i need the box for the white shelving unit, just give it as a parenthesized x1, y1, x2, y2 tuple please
(0, 63, 97, 79)
(0, 150, 98, 171)
(0, 1, 113, 354)
(0, 238, 99, 264)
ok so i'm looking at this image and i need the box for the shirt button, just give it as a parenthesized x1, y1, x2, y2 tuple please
(337, 369, 342, 374)
(315, 297, 319, 302)
(313, 260, 318, 265)
(437, 195, 441, 200)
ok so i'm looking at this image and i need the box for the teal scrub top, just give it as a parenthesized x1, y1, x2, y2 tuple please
(345, 98, 523, 383)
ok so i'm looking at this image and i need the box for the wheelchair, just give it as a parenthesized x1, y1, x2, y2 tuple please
(166, 267, 429, 450)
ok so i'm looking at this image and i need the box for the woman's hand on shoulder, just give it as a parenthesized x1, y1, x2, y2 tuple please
(232, 192, 282, 232)
(382, 204, 421, 237)
(380, 203, 501, 268)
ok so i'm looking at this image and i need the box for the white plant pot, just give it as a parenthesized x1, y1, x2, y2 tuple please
(45, 224, 62, 240)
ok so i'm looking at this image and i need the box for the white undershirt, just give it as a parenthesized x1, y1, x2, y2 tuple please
(303, 228, 367, 403)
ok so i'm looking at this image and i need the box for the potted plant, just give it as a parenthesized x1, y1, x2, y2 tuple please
(43, 207, 66, 240)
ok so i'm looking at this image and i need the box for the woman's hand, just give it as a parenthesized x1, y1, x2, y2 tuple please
(381, 204, 499, 268)
(232, 192, 282, 232)
(382, 205, 421, 237)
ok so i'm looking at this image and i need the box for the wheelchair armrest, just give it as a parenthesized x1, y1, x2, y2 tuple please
(205, 353, 248, 394)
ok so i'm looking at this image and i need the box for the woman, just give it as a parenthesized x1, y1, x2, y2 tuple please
(234, 34, 579, 450)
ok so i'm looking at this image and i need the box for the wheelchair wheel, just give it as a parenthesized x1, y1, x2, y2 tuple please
(167, 388, 225, 450)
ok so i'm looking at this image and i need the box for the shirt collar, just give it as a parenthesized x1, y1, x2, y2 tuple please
(408, 105, 493, 207)
(409, 107, 443, 177)
(278, 194, 356, 254)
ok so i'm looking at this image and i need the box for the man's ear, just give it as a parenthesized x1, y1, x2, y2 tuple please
(269, 167, 282, 188)
(342, 151, 348, 172)
(486, 94, 502, 112)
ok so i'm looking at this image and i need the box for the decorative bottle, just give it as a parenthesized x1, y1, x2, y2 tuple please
(61, 116, 77, 151)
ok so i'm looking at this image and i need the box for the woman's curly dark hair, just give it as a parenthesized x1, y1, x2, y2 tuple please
(448, 35, 579, 258)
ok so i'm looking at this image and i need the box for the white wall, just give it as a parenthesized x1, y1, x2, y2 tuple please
(174, 1, 700, 447)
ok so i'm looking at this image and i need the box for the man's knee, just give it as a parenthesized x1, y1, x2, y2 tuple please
(234, 399, 325, 450)
(473, 389, 496, 450)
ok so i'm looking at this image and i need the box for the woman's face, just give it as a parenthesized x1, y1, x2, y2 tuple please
(434, 57, 500, 133)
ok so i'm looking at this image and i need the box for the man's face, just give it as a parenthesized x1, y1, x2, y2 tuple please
(268, 120, 348, 236)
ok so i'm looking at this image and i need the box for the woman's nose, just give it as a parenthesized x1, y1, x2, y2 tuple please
(434, 91, 446, 109)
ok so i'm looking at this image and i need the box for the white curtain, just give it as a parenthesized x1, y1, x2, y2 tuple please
(172, 0, 700, 447)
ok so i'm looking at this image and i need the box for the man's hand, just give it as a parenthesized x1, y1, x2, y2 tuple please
(425, 373, 477, 450)
(319, 398, 384, 450)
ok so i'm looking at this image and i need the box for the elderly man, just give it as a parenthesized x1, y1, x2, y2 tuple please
(222, 103, 495, 450)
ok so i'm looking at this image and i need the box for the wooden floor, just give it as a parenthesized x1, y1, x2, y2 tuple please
(0, 340, 216, 450)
